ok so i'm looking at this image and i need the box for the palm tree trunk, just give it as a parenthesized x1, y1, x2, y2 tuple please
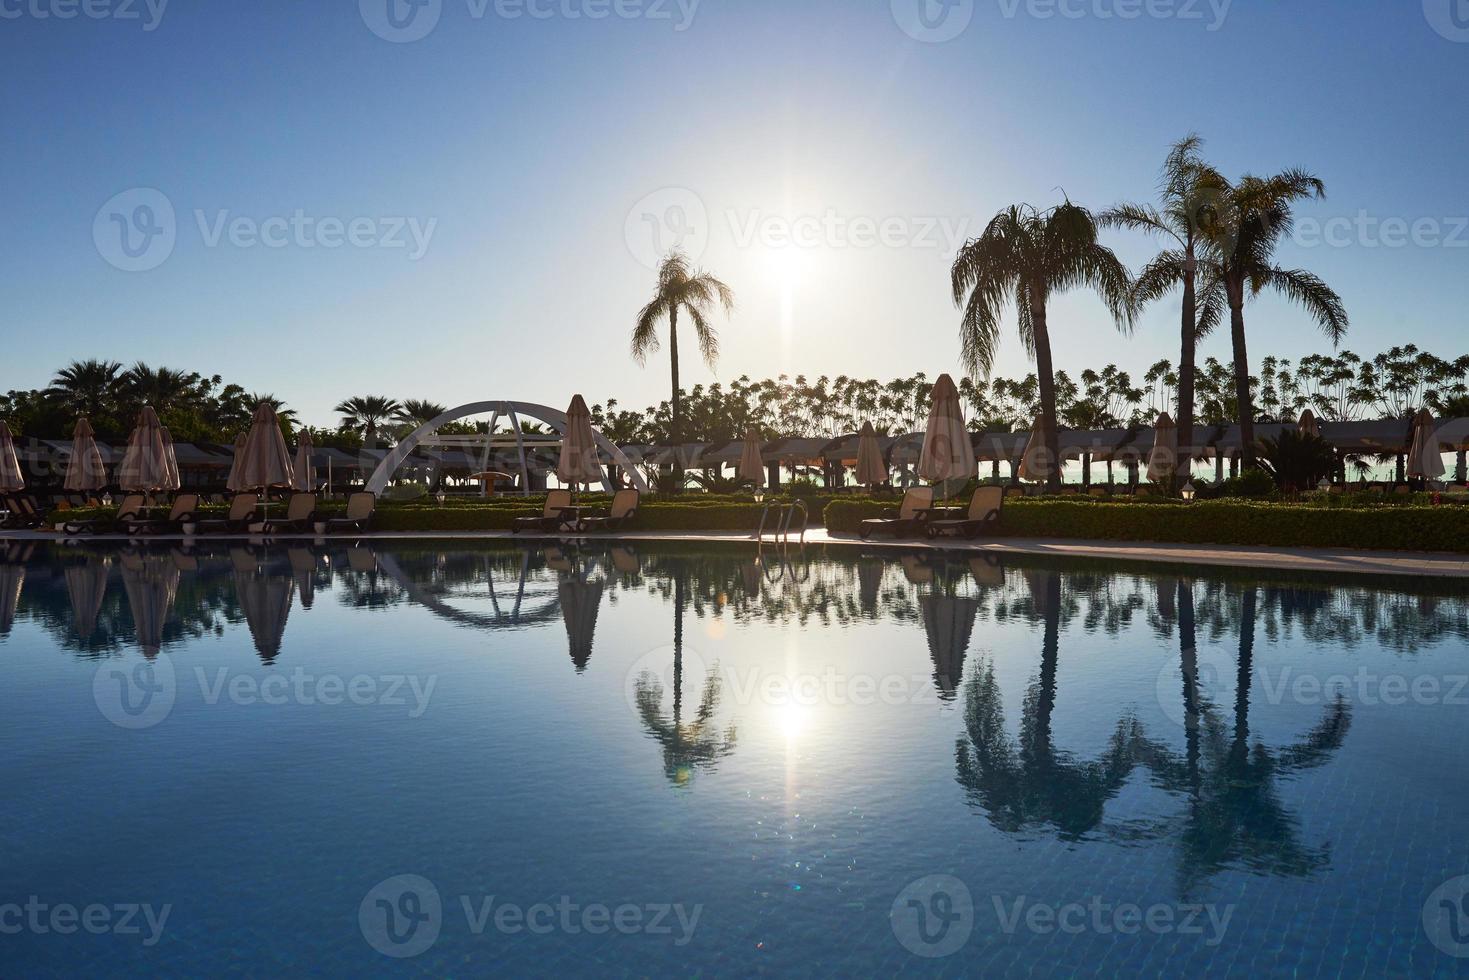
(1032, 303, 1063, 493)
(1457, 450, 1466, 484)
(669, 306, 683, 490)
(1227, 282, 1254, 468)
(1176, 260, 1197, 480)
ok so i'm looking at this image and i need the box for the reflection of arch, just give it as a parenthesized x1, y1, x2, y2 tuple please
(375, 553, 562, 628)
(366, 401, 650, 496)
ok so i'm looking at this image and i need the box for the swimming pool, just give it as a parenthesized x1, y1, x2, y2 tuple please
(2, 538, 1467, 976)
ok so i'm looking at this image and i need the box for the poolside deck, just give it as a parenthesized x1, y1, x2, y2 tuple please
(4, 528, 1467, 579)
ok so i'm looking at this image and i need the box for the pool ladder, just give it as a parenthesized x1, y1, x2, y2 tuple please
(754, 500, 808, 545)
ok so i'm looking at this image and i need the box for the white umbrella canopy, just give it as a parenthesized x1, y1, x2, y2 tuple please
(0, 422, 24, 492)
(158, 426, 182, 492)
(918, 374, 976, 489)
(237, 403, 295, 492)
(64, 417, 108, 492)
(1146, 412, 1178, 484)
(736, 428, 766, 488)
(225, 433, 248, 492)
(1408, 408, 1447, 482)
(1297, 409, 1321, 438)
(1017, 414, 1050, 483)
(855, 421, 887, 488)
(117, 407, 172, 493)
(556, 395, 602, 490)
(292, 430, 317, 493)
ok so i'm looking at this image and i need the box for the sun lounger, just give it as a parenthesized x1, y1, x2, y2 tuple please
(262, 492, 319, 534)
(858, 487, 934, 539)
(512, 489, 576, 534)
(128, 493, 202, 534)
(196, 493, 260, 534)
(925, 486, 1004, 539)
(578, 489, 640, 532)
(322, 492, 376, 534)
(59, 494, 146, 535)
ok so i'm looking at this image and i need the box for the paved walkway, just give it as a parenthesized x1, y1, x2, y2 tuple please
(4, 527, 1467, 579)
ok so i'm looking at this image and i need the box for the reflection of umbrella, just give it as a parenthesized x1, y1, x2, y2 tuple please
(857, 560, 883, 610)
(121, 552, 179, 657)
(557, 395, 601, 493)
(736, 428, 765, 489)
(117, 407, 171, 493)
(233, 562, 294, 664)
(0, 562, 24, 636)
(237, 403, 295, 493)
(287, 547, 318, 609)
(558, 576, 604, 672)
(855, 421, 886, 488)
(919, 592, 979, 700)
(64, 417, 107, 492)
(1147, 413, 1177, 484)
(1408, 408, 1446, 482)
(64, 559, 109, 641)
(0, 422, 22, 493)
(918, 375, 976, 492)
(1297, 409, 1320, 438)
(158, 426, 182, 491)
(1017, 414, 1049, 483)
(740, 559, 762, 597)
(225, 433, 248, 492)
(292, 429, 316, 492)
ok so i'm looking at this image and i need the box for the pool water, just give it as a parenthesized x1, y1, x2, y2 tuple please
(2, 539, 1468, 976)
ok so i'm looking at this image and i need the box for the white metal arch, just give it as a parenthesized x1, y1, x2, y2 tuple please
(365, 400, 650, 496)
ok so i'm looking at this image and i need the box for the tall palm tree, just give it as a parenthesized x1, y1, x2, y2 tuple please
(1102, 135, 1226, 480)
(394, 400, 448, 429)
(1432, 393, 1469, 482)
(1197, 171, 1348, 467)
(951, 202, 1131, 492)
(48, 359, 123, 419)
(632, 251, 734, 485)
(334, 395, 402, 445)
(122, 363, 198, 417)
(249, 393, 298, 432)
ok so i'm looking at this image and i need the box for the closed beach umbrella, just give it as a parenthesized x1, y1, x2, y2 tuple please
(117, 407, 171, 493)
(737, 428, 766, 489)
(557, 395, 601, 491)
(558, 575, 604, 673)
(65, 418, 108, 493)
(1147, 412, 1178, 483)
(233, 561, 295, 664)
(159, 426, 182, 492)
(121, 552, 178, 658)
(65, 558, 110, 642)
(918, 375, 976, 489)
(1017, 414, 1049, 483)
(225, 433, 248, 492)
(855, 421, 887, 488)
(920, 591, 979, 701)
(237, 402, 295, 493)
(292, 429, 317, 492)
(857, 560, 883, 611)
(0, 561, 24, 636)
(287, 547, 318, 610)
(0, 422, 24, 492)
(1408, 408, 1447, 482)
(1297, 409, 1320, 438)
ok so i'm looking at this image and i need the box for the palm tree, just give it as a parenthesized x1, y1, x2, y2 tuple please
(1197, 171, 1348, 467)
(122, 363, 198, 417)
(249, 393, 298, 433)
(394, 400, 448, 429)
(632, 251, 735, 485)
(1432, 393, 1469, 482)
(334, 395, 402, 445)
(48, 359, 123, 419)
(1102, 135, 1227, 479)
(951, 202, 1131, 492)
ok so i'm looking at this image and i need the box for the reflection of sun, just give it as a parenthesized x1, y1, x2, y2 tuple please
(704, 617, 727, 641)
(778, 700, 807, 741)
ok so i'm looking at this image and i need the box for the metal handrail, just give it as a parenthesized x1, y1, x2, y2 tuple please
(753, 499, 808, 545)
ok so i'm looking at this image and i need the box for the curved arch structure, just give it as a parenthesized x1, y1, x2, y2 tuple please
(365, 400, 650, 496)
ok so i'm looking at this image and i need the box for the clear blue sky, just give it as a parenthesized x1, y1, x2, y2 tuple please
(3, 0, 1466, 428)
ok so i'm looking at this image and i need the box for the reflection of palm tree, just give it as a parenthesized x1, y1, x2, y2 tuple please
(634, 569, 736, 786)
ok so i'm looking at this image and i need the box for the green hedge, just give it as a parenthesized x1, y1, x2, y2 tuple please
(823, 497, 1469, 553)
